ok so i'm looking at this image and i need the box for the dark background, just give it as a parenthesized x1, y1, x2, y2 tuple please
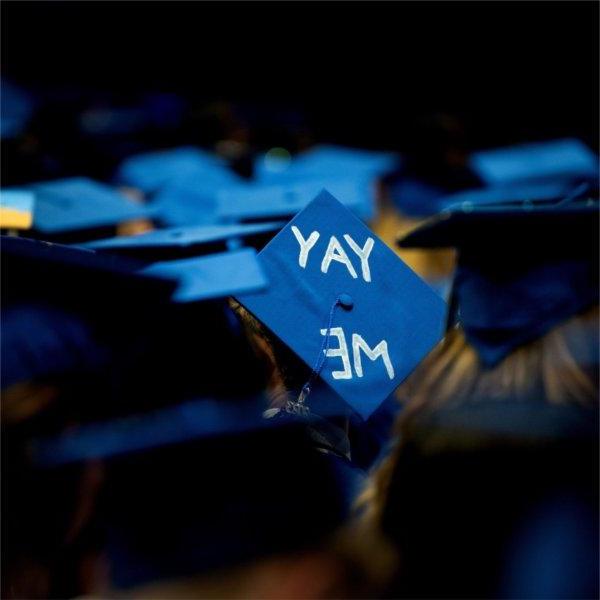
(2, 1, 598, 179)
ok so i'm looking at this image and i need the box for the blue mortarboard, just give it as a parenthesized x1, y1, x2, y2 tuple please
(81, 222, 283, 258)
(2, 236, 268, 404)
(150, 176, 246, 227)
(437, 180, 587, 212)
(1, 234, 174, 302)
(1, 235, 175, 389)
(81, 221, 272, 302)
(217, 177, 374, 223)
(236, 190, 447, 419)
(140, 248, 268, 303)
(0, 189, 35, 229)
(17, 177, 152, 235)
(2, 303, 107, 390)
(470, 138, 599, 186)
(255, 144, 400, 183)
(399, 194, 599, 367)
(31, 397, 271, 466)
(29, 398, 347, 588)
(116, 146, 236, 194)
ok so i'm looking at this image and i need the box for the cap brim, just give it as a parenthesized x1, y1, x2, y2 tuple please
(398, 200, 599, 249)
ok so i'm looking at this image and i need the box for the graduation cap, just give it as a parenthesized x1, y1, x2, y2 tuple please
(435, 180, 588, 213)
(390, 139, 599, 218)
(236, 190, 447, 419)
(116, 146, 237, 194)
(217, 177, 375, 223)
(80, 224, 272, 303)
(1, 235, 174, 390)
(30, 397, 349, 589)
(1, 235, 174, 307)
(0, 190, 34, 230)
(255, 144, 400, 183)
(469, 138, 599, 186)
(150, 179, 241, 227)
(81, 222, 284, 260)
(14, 177, 152, 239)
(1, 235, 267, 413)
(140, 249, 268, 303)
(399, 193, 599, 367)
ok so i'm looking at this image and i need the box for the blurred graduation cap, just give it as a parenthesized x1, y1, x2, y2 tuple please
(1, 235, 174, 307)
(390, 138, 599, 218)
(255, 144, 400, 183)
(237, 189, 447, 419)
(116, 146, 238, 194)
(433, 179, 589, 213)
(1, 235, 267, 413)
(80, 223, 272, 303)
(383, 397, 598, 600)
(30, 397, 349, 589)
(8, 177, 153, 240)
(470, 138, 599, 186)
(0, 190, 35, 230)
(140, 249, 268, 303)
(81, 221, 283, 260)
(399, 190, 599, 367)
(153, 175, 375, 227)
(217, 177, 375, 223)
(1, 235, 175, 390)
(150, 179, 241, 227)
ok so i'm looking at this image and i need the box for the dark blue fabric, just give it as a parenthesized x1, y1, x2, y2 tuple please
(1, 303, 107, 388)
(455, 257, 598, 367)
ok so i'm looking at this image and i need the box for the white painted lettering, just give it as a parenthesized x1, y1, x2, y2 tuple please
(321, 236, 358, 279)
(352, 334, 395, 379)
(320, 326, 352, 379)
(291, 226, 320, 268)
(344, 235, 374, 282)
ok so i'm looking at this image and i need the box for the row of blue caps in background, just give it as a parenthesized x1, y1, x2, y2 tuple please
(1, 137, 597, 307)
(4, 136, 598, 228)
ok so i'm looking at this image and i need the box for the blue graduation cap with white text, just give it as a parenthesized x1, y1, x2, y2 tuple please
(236, 189, 447, 419)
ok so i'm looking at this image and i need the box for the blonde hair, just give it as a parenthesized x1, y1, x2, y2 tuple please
(400, 305, 599, 419)
(358, 305, 599, 527)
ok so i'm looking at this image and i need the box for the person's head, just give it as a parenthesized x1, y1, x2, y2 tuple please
(398, 305, 598, 424)
(32, 400, 365, 598)
(229, 299, 312, 409)
(395, 191, 599, 417)
(358, 192, 600, 596)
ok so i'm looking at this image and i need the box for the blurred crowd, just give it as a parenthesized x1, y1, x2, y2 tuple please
(1, 44, 599, 600)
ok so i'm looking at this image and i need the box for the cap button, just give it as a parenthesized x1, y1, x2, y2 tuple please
(338, 293, 354, 310)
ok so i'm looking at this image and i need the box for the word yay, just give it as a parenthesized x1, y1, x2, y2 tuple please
(322, 327, 394, 380)
(292, 226, 375, 282)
